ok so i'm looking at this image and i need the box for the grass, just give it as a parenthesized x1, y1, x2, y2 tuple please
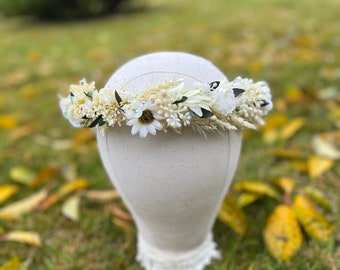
(0, 0, 339, 269)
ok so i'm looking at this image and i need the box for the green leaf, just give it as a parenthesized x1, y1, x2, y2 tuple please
(88, 115, 104, 128)
(200, 108, 214, 118)
(173, 96, 188, 104)
(115, 90, 122, 106)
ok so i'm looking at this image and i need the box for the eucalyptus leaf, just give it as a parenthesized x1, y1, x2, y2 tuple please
(200, 108, 214, 118)
(89, 115, 104, 128)
(209, 81, 220, 90)
(173, 96, 188, 104)
(115, 90, 122, 106)
(233, 88, 245, 97)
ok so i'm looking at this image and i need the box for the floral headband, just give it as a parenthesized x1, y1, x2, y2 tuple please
(59, 77, 273, 137)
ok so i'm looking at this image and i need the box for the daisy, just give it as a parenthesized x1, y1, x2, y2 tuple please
(125, 99, 163, 138)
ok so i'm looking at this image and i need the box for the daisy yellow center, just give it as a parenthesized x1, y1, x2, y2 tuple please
(139, 109, 154, 124)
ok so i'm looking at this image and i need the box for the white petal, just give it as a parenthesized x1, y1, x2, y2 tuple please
(139, 126, 148, 138)
(190, 107, 203, 117)
(147, 124, 156, 135)
(131, 124, 140, 135)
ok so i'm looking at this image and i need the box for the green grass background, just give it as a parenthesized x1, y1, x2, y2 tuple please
(0, 0, 339, 269)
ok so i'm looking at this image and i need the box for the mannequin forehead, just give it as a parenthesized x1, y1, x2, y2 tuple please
(105, 52, 228, 93)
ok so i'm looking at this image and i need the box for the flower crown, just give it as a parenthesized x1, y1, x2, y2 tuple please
(59, 77, 273, 137)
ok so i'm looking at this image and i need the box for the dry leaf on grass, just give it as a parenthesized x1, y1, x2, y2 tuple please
(263, 204, 302, 261)
(233, 180, 280, 199)
(0, 257, 22, 270)
(0, 185, 19, 205)
(38, 178, 90, 210)
(0, 188, 48, 219)
(218, 195, 247, 236)
(9, 166, 36, 186)
(0, 231, 42, 247)
(307, 155, 334, 179)
(61, 195, 80, 222)
(293, 194, 334, 243)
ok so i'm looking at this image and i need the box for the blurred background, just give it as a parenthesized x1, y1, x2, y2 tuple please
(0, 0, 339, 269)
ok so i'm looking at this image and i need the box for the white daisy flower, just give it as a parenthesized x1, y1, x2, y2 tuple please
(125, 99, 163, 138)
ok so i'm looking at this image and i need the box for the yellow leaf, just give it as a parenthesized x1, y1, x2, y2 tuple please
(0, 115, 18, 129)
(285, 86, 307, 103)
(272, 177, 295, 194)
(262, 114, 288, 143)
(0, 231, 42, 247)
(303, 186, 333, 212)
(0, 185, 19, 205)
(9, 166, 36, 185)
(58, 178, 90, 197)
(233, 180, 280, 199)
(0, 257, 22, 270)
(312, 133, 340, 160)
(293, 194, 334, 243)
(218, 195, 247, 235)
(0, 188, 48, 218)
(280, 118, 305, 140)
(307, 155, 334, 179)
(37, 179, 90, 210)
(237, 192, 261, 207)
(61, 195, 80, 222)
(263, 205, 302, 261)
(290, 161, 309, 173)
(272, 148, 305, 159)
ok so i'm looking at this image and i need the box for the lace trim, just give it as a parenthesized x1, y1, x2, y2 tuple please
(136, 232, 221, 270)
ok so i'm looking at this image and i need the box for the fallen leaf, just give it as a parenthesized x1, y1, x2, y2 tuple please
(290, 161, 309, 173)
(262, 113, 288, 143)
(272, 148, 306, 159)
(9, 124, 35, 142)
(218, 195, 247, 235)
(58, 178, 90, 197)
(312, 133, 340, 160)
(31, 167, 58, 187)
(61, 195, 80, 222)
(280, 118, 305, 140)
(293, 194, 334, 243)
(285, 86, 308, 103)
(0, 185, 19, 205)
(0, 231, 42, 247)
(38, 178, 89, 210)
(113, 218, 133, 231)
(237, 192, 262, 207)
(0, 188, 48, 219)
(307, 155, 334, 179)
(233, 180, 280, 199)
(263, 204, 302, 261)
(0, 257, 22, 270)
(303, 186, 333, 212)
(111, 204, 132, 222)
(0, 115, 18, 129)
(9, 166, 36, 186)
(83, 189, 120, 203)
(272, 177, 295, 194)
